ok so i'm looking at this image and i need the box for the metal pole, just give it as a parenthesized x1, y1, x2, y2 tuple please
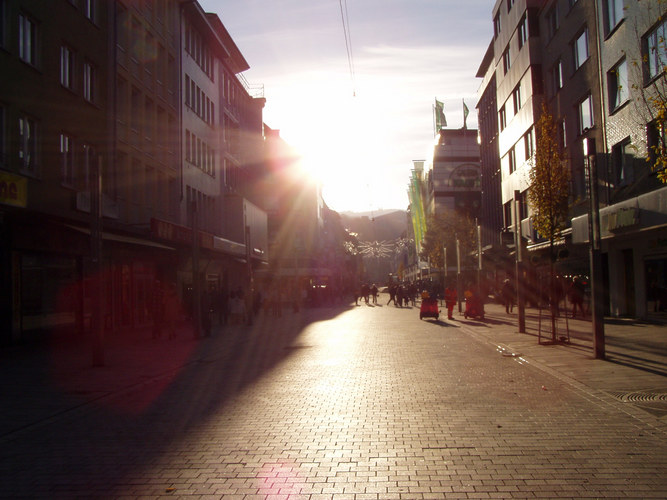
(91, 155, 104, 366)
(585, 140, 605, 359)
(514, 190, 526, 333)
(477, 223, 482, 292)
(456, 238, 462, 313)
(192, 200, 201, 339)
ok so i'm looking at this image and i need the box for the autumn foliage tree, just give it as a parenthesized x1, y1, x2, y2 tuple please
(528, 102, 570, 338)
(420, 210, 477, 276)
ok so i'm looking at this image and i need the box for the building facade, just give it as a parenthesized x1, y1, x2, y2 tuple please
(478, 0, 667, 319)
(0, 0, 270, 344)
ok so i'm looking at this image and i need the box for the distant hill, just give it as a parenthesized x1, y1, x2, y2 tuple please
(340, 209, 408, 242)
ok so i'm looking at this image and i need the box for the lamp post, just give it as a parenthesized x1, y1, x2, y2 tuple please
(91, 155, 104, 366)
(191, 200, 201, 339)
(456, 237, 462, 313)
(514, 190, 526, 333)
(584, 138, 605, 359)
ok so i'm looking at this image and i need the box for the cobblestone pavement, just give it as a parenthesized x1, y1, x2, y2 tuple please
(1, 301, 666, 498)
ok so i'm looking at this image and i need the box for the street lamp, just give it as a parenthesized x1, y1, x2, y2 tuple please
(584, 138, 605, 359)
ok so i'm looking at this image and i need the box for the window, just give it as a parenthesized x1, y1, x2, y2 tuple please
(502, 47, 511, 74)
(499, 105, 507, 131)
(60, 133, 74, 187)
(83, 0, 95, 22)
(507, 0, 515, 12)
(19, 13, 37, 65)
(608, 59, 628, 111)
(612, 138, 633, 185)
(83, 62, 95, 102)
(606, 0, 624, 34)
(645, 19, 667, 80)
(574, 29, 589, 70)
(518, 15, 528, 49)
(552, 59, 563, 93)
(647, 119, 666, 168)
(18, 115, 36, 174)
(503, 201, 512, 228)
(508, 146, 517, 174)
(0, 2, 6, 49)
(578, 94, 594, 133)
(60, 46, 74, 89)
(131, 87, 140, 133)
(0, 105, 5, 166)
(117, 76, 127, 124)
(547, 6, 559, 39)
(185, 130, 191, 161)
(524, 129, 534, 160)
(559, 119, 567, 149)
(494, 13, 501, 39)
(512, 84, 522, 114)
(144, 98, 153, 142)
(82, 144, 95, 190)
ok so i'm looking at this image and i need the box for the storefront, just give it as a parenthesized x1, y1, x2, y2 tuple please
(572, 186, 667, 320)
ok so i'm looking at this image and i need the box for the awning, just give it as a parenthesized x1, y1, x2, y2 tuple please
(65, 225, 175, 251)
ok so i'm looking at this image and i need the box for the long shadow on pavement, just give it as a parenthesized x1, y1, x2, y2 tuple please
(0, 304, 353, 497)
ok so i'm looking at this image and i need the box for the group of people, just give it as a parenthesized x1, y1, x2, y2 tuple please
(386, 283, 418, 307)
(499, 275, 588, 318)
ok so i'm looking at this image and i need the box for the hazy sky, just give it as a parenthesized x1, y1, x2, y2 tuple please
(200, 0, 494, 213)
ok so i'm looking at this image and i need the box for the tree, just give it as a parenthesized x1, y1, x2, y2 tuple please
(420, 210, 477, 276)
(528, 102, 570, 340)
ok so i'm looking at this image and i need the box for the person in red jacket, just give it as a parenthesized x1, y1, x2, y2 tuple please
(444, 284, 457, 320)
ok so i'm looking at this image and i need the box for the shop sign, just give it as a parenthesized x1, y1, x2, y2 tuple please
(0, 172, 27, 208)
(150, 218, 216, 251)
(608, 207, 639, 231)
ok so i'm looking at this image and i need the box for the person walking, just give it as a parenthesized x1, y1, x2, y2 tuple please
(444, 284, 457, 320)
(371, 284, 378, 304)
(501, 279, 515, 314)
(387, 284, 397, 306)
(569, 276, 585, 318)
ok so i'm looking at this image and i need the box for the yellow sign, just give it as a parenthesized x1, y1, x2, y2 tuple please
(0, 172, 27, 208)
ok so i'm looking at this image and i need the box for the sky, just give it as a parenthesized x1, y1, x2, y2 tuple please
(200, 0, 495, 213)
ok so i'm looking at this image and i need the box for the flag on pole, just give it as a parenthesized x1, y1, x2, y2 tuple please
(463, 99, 469, 129)
(435, 98, 447, 133)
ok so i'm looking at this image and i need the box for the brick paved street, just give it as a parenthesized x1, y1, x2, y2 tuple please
(1, 301, 666, 498)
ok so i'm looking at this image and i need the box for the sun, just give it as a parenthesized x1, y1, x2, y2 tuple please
(275, 94, 381, 211)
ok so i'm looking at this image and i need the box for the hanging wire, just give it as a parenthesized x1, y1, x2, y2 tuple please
(338, 0, 356, 96)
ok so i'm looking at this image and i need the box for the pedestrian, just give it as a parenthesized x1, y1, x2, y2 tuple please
(387, 284, 397, 306)
(501, 279, 515, 314)
(444, 284, 457, 320)
(568, 276, 585, 318)
(229, 290, 246, 325)
(371, 284, 378, 304)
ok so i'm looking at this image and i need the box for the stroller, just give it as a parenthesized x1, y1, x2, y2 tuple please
(419, 297, 440, 320)
(464, 293, 485, 320)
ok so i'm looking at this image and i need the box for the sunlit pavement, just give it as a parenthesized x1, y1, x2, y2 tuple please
(0, 299, 666, 498)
